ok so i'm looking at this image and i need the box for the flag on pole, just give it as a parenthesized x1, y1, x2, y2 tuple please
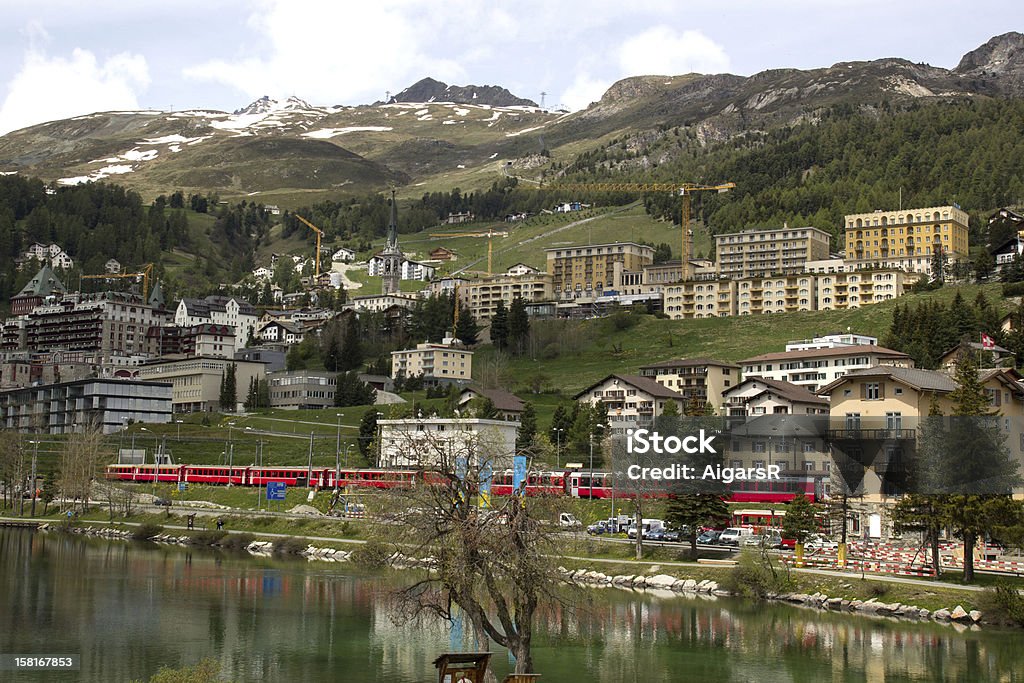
(981, 333, 995, 350)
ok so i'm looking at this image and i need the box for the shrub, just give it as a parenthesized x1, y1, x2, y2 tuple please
(271, 537, 308, 555)
(867, 582, 889, 599)
(1003, 282, 1024, 298)
(141, 658, 220, 683)
(220, 533, 255, 551)
(349, 539, 391, 569)
(721, 550, 792, 600)
(131, 523, 163, 541)
(978, 582, 1024, 626)
(608, 311, 639, 331)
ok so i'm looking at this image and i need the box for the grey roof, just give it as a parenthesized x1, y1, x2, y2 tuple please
(818, 366, 957, 395)
(179, 295, 256, 318)
(574, 374, 684, 400)
(741, 344, 909, 364)
(726, 377, 828, 405)
(640, 357, 740, 370)
(15, 264, 66, 298)
(459, 386, 525, 412)
(148, 279, 165, 308)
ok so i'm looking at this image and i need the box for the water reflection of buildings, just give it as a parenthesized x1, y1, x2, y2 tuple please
(1, 530, 1020, 683)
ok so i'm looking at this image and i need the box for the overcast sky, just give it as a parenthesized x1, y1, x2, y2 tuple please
(0, 0, 1021, 135)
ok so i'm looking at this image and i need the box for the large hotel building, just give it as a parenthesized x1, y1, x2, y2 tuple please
(843, 205, 969, 276)
(715, 227, 831, 279)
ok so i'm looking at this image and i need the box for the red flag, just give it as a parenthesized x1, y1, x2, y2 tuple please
(981, 333, 995, 350)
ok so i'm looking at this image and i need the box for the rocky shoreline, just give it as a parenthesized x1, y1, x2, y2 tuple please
(47, 523, 986, 627)
(562, 566, 985, 627)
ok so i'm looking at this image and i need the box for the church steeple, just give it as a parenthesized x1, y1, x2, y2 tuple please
(385, 189, 399, 251)
(381, 189, 403, 295)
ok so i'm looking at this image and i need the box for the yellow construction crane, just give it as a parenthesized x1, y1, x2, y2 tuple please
(531, 181, 735, 279)
(82, 263, 154, 299)
(428, 228, 508, 275)
(294, 214, 327, 279)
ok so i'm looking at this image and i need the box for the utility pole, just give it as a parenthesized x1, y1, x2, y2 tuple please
(307, 431, 314, 487)
(335, 414, 342, 491)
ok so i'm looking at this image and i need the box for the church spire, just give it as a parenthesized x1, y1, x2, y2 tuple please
(385, 189, 399, 251)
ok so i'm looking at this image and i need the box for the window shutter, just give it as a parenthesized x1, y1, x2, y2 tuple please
(879, 383, 885, 399)
(860, 383, 867, 399)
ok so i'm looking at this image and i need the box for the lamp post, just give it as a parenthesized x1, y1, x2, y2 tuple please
(553, 428, 564, 468)
(335, 413, 343, 490)
(175, 419, 184, 441)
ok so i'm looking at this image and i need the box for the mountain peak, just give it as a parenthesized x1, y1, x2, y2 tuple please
(954, 32, 1024, 96)
(389, 78, 538, 107)
(233, 95, 316, 116)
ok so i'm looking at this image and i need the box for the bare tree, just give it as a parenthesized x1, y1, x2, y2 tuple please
(59, 425, 108, 513)
(0, 431, 27, 513)
(376, 425, 572, 676)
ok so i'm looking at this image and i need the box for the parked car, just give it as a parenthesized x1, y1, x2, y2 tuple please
(587, 522, 609, 535)
(558, 512, 582, 529)
(742, 532, 783, 549)
(697, 530, 721, 545)
(153, 497, 172, 507)
(627, 519, 665, 539)
(647, 528, 680, 542)
(804, 535, 839, 551)
(718, 527, 754, 546)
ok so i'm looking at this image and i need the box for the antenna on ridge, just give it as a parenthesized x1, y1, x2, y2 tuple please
(540, 91, 547, 108)
(385, 90, 391, 104)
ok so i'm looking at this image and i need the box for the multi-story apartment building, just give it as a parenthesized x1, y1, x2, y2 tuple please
(738, 275, 817, 315)
(575, 374, 684, 436)
(4, 292, 172, 363)
(546, 242, 655, 300)
(638, 358, 739, 413)
(816, 270, 905, 310)
(391, 342, 472, 385)
(0, 378, 172, 434)
(345, 293, 419, 313)
(175, 296, 258, 343)
(378, 417, 518, 469)
(818, 365, 1024, 499)
(663, 280, 737, 319)
(722, 377, 829, 418)
(137, 356, 266, 413)
(146, 324, 236, 359)
(10, 264, 67, 315)
(715, 226, 831, 279)
(785, 333, 878, 352)
(740, 345, 913, 393)
(267, 370, 336, 410)
(457, 271, 553, 321)
(843, 205, 970, 276)
(367, 255, 436, 281)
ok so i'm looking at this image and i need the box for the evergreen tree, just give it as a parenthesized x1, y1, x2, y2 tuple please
(244, 376, 257, 411)
(516, 401, 537, 453)
(549, 404, 573, 448)
(335, 371, 377, 407)
(661, 399, 680, 417)
(454, 305, 480, 346)
(340, 319, 363, 371)
(781, 493, 820, 546)
(357, 409, 378, 458)
(474, 397, 499, 419)
(218, 371, 228, 409)
(508, 296, 530, 355)
(223, 363, 237, 411)
(490, 300, 509, 350)
(257, 378, 270, 408)
(665, 494, 729, 556)
(322, 321, 343, 372)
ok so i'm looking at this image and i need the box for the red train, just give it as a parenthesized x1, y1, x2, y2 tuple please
(106, 464, 822, 503)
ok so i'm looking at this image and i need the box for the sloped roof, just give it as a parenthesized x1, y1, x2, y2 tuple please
(817, 366, 957, 396)
(725, 377, 828, 405)
(574, 374, 684, 400)
(459, 386, 525, 413)
(15, 264, 66, 298)
(640, 357, 740, 370)
(741, 344, 909, 364)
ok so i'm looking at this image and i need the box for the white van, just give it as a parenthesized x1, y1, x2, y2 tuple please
(558, 512, 582, 529)
(626, 519, 664, 539)
(719, 527, 754, 546)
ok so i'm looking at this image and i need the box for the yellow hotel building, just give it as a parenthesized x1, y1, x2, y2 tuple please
(843, 205, 969, 276)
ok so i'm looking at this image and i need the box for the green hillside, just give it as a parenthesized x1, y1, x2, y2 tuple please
(479, 283, 1010, 397)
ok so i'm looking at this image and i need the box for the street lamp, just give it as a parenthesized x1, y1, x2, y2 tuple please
(175, 419, 184, 441)
(335, 413, 343, 490)
(553, 428, 565, 468)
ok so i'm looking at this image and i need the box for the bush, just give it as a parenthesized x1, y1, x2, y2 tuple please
(978, 582, 1024, 626)
(720, 550, 792, 600)
(131, 523, 164, 541)
(1003, 282, 1024, 298)
(349, 539, 391, 569)
(867, 582, 889, 598)
(140, 658, 220, 683)
(607, 311, 640, 331)
(188, 531, 226, 546)
(271, 537, 308, 555)
(220, 533, 255, 551)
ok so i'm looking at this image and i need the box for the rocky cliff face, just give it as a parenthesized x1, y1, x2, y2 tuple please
(390, 77, 538, 107)
(954, 32, 1024, 96)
